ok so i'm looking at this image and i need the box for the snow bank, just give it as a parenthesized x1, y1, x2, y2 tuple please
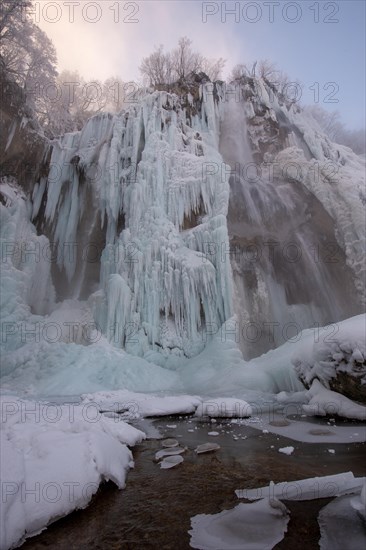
(0, 395, 145, 549)
(82, 390, 202, 418)
(189, 498, 289, 550)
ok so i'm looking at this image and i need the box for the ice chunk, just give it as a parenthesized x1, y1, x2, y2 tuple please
(155, 447, 186, 461)
(236, 472, 365, 501)
(195, 443, 220, 454)
(189, 498, 289, 550)
(162, 438, 179, 448)
(159, 455, 184, 469)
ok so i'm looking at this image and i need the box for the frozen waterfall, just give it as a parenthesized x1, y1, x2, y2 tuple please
(219, 85, 361, 359)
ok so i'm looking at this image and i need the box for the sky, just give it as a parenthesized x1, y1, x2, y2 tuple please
(36, 0, 366, 129)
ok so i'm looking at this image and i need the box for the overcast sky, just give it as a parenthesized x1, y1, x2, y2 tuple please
(37, 0, 365, 129)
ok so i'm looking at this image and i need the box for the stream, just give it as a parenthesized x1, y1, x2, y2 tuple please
(22, 414, 366, 550)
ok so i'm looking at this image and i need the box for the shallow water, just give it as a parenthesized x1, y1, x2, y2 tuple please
(22, 416, 366, 550)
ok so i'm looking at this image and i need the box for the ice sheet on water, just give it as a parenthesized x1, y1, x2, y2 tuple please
(189, 498, 289, 550)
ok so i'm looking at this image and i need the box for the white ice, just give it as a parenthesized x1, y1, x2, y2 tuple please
(189, 498, 289, 550)
(318, 494, 366, 550)
(236, 472, 365, 501)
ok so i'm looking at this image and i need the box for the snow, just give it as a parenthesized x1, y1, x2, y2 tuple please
(82, 390, 201, 418)
(195, 398, 252, 418)
(303, 379, 366, 421)
(0, 394, 145, 550)
(189, 498, 289, 550)
(293, 314, 366, 390)
(236, 472, 365, 501)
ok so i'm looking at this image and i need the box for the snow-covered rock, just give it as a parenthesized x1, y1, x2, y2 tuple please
(293, 314, 366, 403)
(303, 379, 366, 421)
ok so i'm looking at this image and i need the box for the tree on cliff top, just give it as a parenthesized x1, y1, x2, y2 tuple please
(139, 37, 226, 86)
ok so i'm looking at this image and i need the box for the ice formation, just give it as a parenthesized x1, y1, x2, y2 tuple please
(1, 77, 365, 389)
(159, 455, 184, 469)
(30, 87, 233, 359)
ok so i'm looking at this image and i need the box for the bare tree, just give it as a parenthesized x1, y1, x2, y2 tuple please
(172, 37, 202, 80)
(139, 37, 226, 86)
(201, 57, 226, 81)
(139, 45, 173, 86)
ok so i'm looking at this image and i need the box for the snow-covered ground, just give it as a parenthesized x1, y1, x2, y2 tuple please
(0, 395, 145, 549)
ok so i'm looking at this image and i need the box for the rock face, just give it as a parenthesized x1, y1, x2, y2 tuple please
(329, 371, 366, 404)
(0, 68, 51, 190)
